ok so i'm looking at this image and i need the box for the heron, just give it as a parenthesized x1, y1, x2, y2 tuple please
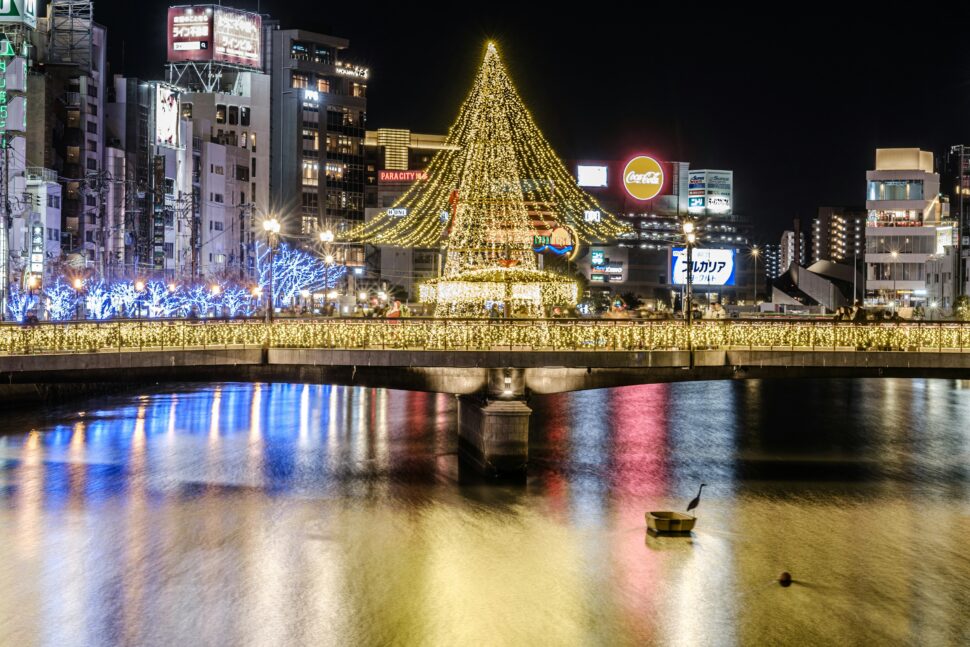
(686, 484, 706, 517)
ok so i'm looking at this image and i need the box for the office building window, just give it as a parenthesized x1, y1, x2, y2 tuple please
(292, 73, 309, 89)
(228, 106, 239, 126)
(302, 160, 319, 186)
(316, 78, 330, 93)
(216, 104, 226, 124)
(352, 83, 366, 98)
(182, 102, 193, 119)
(240, 106, 250, 126)
(291, 41, 311, 61)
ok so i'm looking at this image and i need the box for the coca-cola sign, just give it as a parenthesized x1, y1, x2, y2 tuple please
(622, 155, 665, 201)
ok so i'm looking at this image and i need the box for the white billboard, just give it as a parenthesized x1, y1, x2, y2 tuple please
(577, 165, 608, 188)
(155, 84, 180, 148)
(671, 247, 736, 286)
(687, 169, 733, 215)
(0, 0, 37, 29)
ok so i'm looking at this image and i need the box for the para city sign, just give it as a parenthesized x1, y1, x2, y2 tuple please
(622, 155, 664, 201)
(532, 226, 575, 257)
(378, 170, 428, 183)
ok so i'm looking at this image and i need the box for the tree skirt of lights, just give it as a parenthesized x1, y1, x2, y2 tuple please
(419, 267, 577, 317)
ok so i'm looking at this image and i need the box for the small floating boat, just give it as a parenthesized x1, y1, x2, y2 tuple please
(645, 511, 696, 535)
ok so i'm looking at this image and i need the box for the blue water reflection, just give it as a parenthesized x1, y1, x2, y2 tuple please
(1, 379, 969, 645)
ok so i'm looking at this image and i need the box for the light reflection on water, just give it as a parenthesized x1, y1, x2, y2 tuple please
(0, 379, 969, 645)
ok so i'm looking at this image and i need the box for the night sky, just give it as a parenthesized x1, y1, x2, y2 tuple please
(91, 1, 970, 240)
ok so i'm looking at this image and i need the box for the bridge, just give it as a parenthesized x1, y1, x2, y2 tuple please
(4, 317, 970, 475)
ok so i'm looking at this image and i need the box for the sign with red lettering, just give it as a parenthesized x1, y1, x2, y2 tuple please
(378, 170, 428, 183)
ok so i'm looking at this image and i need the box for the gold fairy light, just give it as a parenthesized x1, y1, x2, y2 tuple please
(342, 42, 631, 252)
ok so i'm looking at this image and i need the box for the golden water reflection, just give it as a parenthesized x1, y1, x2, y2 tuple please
(0, 379, 968, 645)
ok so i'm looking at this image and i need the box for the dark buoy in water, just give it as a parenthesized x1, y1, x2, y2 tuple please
(779, 572, 792, 587)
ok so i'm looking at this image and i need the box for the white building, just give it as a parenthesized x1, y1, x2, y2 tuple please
(183, 72, 271, 279)
(197, 139, 249, 279)
(22, 168, 63, 286)
(780, 230, 804, 273)
(864, 148, 947, 307)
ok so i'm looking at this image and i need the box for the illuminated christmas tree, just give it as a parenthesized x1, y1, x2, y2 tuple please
(346, 42, 630, 315)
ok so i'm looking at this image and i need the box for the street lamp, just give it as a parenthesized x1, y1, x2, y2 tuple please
(890, 249, 899, 313)
(134, 280, 145, 318)
(72, 278, 84, 320)
(683, 220, 696, 326)
(751, 246, 760, 305)
(263, 217, 281, 323)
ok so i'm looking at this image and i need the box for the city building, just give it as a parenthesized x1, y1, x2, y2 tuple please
(813, 206, 866, 265)
(573, 156, 752, 306)
(27, 8, 108, 272)
(363, 128, 452, 299)
(780, 229, 805, 274)
(864, 148, 948, 307)
(763, 242, 782, 281)
(105, 78, 192, 277)
(269, 26, 367, 272)
(164, 3, 271, 281)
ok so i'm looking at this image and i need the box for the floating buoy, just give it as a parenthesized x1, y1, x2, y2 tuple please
(779, 572, 792, 587)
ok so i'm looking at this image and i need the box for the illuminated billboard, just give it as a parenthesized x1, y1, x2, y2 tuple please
(687, 169, 733, 215)
(622, 155, 665, 201)
(577, 165, 608, 188)
(670, 247, 736, 286)
(167, 5, 262, 69)
(0, 0, 37, 29)
(155, 84, 180, 147)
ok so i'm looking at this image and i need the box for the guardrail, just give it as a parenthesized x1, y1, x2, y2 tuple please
(3, 318, 970, 355)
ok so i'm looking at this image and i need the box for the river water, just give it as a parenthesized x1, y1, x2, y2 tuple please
(1, 378, 969, 646)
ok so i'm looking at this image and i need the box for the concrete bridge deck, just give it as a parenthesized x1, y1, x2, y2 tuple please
(6, 318, 970, 475)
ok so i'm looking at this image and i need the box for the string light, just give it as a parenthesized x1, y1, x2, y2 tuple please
(342, 41, 630, 252)
(3, 320, 970, 354)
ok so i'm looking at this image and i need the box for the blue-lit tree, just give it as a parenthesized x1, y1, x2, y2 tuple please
(85, 280, 115, 320)
(181, 284, 219, 317)
(220, 285, 255, 318)
(44, 279, 78, 321)
(144, 281, 180, 318)
(255, 242, 346, 307)
(7, 287, 37, 322)
(109, 281, 140, 318)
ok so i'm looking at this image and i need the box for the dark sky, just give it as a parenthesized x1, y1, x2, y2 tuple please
(90, 1, 970, 241)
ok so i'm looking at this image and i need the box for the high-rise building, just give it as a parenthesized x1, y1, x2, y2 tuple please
(864, 148, 948, 307)
(813, 207, 866, 264)
(763, 243, 782, 281)
(270, 27, 367, 271)
(26, 13, 108, 272)
(780, 229, 805, 273)
(572, 157, 752, 305)
(363, 128, 453, 299)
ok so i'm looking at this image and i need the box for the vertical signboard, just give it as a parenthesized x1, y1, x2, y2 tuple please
(155, 83, 180, 147)
(29, 221, 43, 276)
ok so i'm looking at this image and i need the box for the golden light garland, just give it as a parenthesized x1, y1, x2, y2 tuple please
(418, 267, 578, 317)
(341, 42, 631, 252)
(4, 320, 970, 354)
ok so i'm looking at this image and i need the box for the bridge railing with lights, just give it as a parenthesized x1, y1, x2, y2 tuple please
(3, 318, 970, 355)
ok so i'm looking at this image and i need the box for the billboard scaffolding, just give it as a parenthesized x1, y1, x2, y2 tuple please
(165, 4, 262, 92)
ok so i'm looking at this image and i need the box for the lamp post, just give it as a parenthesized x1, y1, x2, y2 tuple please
(72, 277, 84, 320)
(134, 280, 145, 318)
(263, 217, 281, 324)
(683, 220, 696, 326)
(751, 246, 760, 305)
(891, 249, 898, 313)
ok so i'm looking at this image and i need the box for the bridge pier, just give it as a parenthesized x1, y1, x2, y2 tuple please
(457, 368, 530, 477)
